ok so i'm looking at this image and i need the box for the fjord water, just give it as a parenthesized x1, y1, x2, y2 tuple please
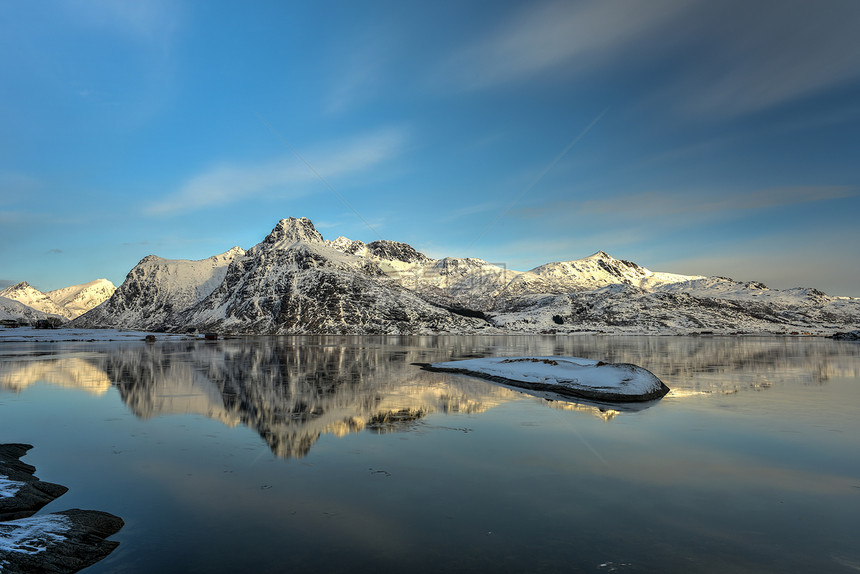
(1, 335, 858, 573)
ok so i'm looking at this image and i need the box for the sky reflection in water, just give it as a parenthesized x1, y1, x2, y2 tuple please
(1, 335, 858, 573)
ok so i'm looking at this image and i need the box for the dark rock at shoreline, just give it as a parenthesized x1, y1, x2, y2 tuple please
(0, 444, 68, 521)
(1, 444, 124, 573)
(831, 330, 860, 340)
(0, 509, 124, 573)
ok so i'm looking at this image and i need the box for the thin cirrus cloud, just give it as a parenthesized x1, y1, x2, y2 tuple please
(578, 186, 857, 219)
(667, 0, 860, 117)
(64, 0, 180, 44)
(144, 127, 408, 217)
(439, 0, 860, 117)
(514, 185, 856, 225)
(438, 0, 687, 91)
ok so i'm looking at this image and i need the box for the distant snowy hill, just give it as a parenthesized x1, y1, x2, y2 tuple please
(0, 296, 59, 323)
(498, 251, 701, 299)
(71, 216, 860, 335)
(45, 279, 116, 318)
(0, 281, 70, 319)
(0, 279, 115, 323)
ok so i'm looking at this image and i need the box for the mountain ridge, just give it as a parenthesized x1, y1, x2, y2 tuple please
(0, 279, 116, 322)
(23, 216, 860, 334)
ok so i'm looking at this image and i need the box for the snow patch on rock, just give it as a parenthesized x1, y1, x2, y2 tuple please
(0, 514, 72, 556)
(425, 356, 670, 401)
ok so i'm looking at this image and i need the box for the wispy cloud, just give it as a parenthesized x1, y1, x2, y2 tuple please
(669, 1, 860, 117)
(145, 127, 408, 217)
(437, 0, 688, 91)
(437, 0, 860, 117)
(325, 28, 390, 114)
(437, 201, 499, 223)
(310, 221, 342, 230)
(661, 225, 860, 296)
(581, 186, 857, 218)
(517, 186, 857, 223)
(64, 0, 180, 46)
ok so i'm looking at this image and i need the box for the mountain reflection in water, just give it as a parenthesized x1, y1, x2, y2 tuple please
(1, 335, 857, 459)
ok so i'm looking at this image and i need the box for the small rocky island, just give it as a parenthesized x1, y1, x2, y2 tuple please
(0, 444, 123, 573)
(420, 357, 670, 402)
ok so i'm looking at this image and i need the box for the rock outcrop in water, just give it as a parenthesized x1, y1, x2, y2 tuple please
(421, 356, 671, 402)
(0, 444, 124, 573)
(71, 216, 860, 335)
(0, 444, 68, 521)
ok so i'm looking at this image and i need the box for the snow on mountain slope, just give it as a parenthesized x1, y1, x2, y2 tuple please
(61, 216, 860, 335)
(72, 246, 245, 330)
(0, 296, 60, 323)
(401, 258, 519, 310)
(498, 251, 701, 302)
(490, 281, 860, 335)
(45, 279, 116, 318)
(328, 238, 519, 311)
(0, 281, 72, 319)
(182, 218, 486, 334)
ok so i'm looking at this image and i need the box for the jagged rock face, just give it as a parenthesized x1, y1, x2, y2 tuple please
(182, 222, 482, 334)
(329, 236, 367, 256)
(402, 258, 517, 311)
(255, 217, 325, 251)
(498, 251, 698, 301)
(365, 240, 430, 264)
(72, 247, 245, 330)
(491, 282, 860, 334)
(63, 216, 860, 335)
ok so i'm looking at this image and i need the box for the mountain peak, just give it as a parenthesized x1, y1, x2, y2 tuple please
(262, 217, 324, 248)
(585, 251, 614, 261)
(366, 240, 429, 264)
(4, 281, 32, 291)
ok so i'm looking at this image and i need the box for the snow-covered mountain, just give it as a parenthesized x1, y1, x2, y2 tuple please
(178, 218, 484, 334)
(75, 218, 486, 334)
(0, 279, 115, 322)
(71, 216, 860, 335)
(0, 282, 70, 319)
(327, 237, 519, 311)
(498, 251, 700, 300)
(45, 279, 116, 318)
(0, 296, 59, 323)
(73, 247, 245, 331)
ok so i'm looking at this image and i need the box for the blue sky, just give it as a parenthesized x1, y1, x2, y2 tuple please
(2, 0, 859, 296)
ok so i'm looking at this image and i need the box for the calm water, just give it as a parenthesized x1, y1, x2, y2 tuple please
(1, 335, 859, 573)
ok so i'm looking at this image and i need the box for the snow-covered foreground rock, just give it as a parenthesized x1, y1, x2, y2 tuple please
(69, 216, 860, 335)
(0, 509, 123, 573)
(0, 444, 123, 573)
(0, 445, 68, 522)
(422, 357, 670, 402)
